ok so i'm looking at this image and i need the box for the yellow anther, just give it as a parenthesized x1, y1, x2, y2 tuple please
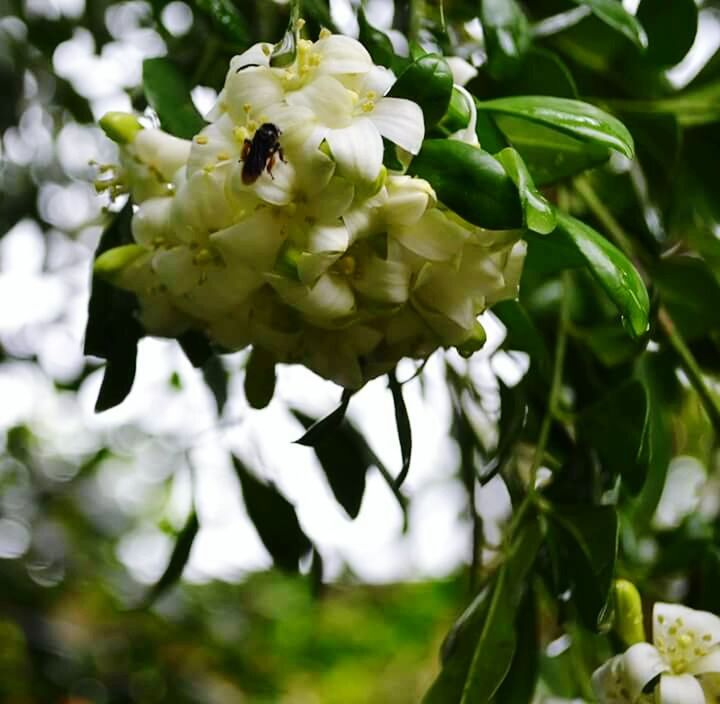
(336, 256, 356, 276)
(217, 152, 230, 161)
(310, 53, 321, 66)
(193, 248, 214, 266)
(195, 135, 208, 145)
(295, 18, 306, 31)
(319, 27, 332, 39)
(669, 627, 677, 636)
(658, 615, 665, 624)
(262, 44, 271, 56)
(676, 618, 684, 627)
(247, 120, 258, 132)
(361, 101, 375, 113)
(233, 126, 249, 142)
(151, 237, 165, 249)
(202, 164, 215, 174)
(673, 658, 687, 673)
(680, 634, 693, 647)
(366, 91, 377, 100)
(695, 648, 707, 657)
(347, 90, 360, 103)
(243, 103, 252, 113)
(703, 634, 713, 641)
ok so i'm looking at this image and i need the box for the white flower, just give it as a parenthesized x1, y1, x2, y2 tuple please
(592, 602, 720, 704)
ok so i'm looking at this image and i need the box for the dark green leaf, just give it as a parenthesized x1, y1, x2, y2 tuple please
(528, 210, 650, 339)
(496, 147, 556, 234)
(389, 372, 412, 488)
(570, 0, 648, 49)
(244, 347, 277, 410)
(191, 0, 250, 45)
(550, 504, 619, 629)
(202, 355, 229, 415)
(389, 54, 453, 128)
(144, 510, 199, 605)
(232, 455, 311, 572)
(358, 7, 395, 68)
(481, 0, 531, 79)
(84, 203, 144, 412)
(177, 330, 214, 368)
(494, 48, 579, 99)
(578, 380, 649, 493)
(493, 300, 551, 378)
(292, 409, 369, 519)
(477, 96, 635, 160)
(294, 389, 353, 446)
(636, 0, 697, 67)
(438, 90, 508, 152)
(143, 57, 205, 139)
(407, 140, 522, 229)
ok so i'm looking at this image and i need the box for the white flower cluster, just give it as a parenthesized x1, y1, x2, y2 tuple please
(593, 602, 720, 704)
(97, 31, 525, 388)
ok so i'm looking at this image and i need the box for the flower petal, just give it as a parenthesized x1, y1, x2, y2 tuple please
(325, 118, 383, 185)
(286, 75, 353, 129)
(658, 674, 705, 704)
(360, 65, 397, 96)
(622, 643, 669, 701)
(313, 35, 373, 75)
(383, 174, 436, 225)
(225, 66, 285, 124)
(368, 97, 425, 154)
(270, 272, 355, 321)
(186, 113, 238, 176)
(592, 655, 634, 704)
(446, 57, 478, 86)
(132, 197, 173, 247)
(689, 649, 720, 676)
(353, 255, 411, 305)
(654, 603, 720, 655)
(133, 128, 192, 181)
(307, 222, 350, 255)
(392, 209, 468, 262)
(307, 176, 355, 221)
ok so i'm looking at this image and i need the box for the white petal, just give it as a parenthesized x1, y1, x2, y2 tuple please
(313, 35, 373, 75)
(307, 222, 350, 255)
(383, 174, 436, 226)
(186, 113, 238, 176)
(353, 256, 410, 304)
(689, 649, 720, 676)
(307, 177, 355, 221)
(228, 43, 273, 72)
(623, 643, 669, 701)
(235, 157, 296, 206)
(286, 75, 353, 129)
(297, 252, 338, 285)
(450, 85, 480, 147)
(225, 67, 285, 124)
(413, 262, 477, 332)
(654, 603, 720, 654)
(133, 129, 192, 179)
(271, 273, 355, 321)
(359, 65, 396, 96)
(286, 135, 336, 199)
(487, 240, 526, 304)
(446, 57, 478, 86)
(592, 655, 634, 704)
(132, 197, 173, 246)
(392, 209, 468, 262)
(325, 118, 383, 185)
(152, 246, 197, 296)
(658, 674, 705, 704)
(211, 207, 286, 271)
(369, 98, 425, 154)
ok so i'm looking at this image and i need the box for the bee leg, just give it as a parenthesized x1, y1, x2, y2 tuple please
(278, 146, 287, 164)
(267, 154, 277, 180)
(241, 139, 252, 162)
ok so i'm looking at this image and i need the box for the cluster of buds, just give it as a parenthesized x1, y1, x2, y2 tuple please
(96, 30, 526, 388)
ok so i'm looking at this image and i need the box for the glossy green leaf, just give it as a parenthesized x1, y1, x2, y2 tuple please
(244, 347, 277, 410)
(191, 0, 250, 45)
(637, 0, 697, 67)
(232, 455, 311, 572)
(528, 210, 650, 339)
(292, 409, 369, 519)
(358, 7, 395, 68)
(480, 0, 531, 79)
(496, 147, 556, 234)
(84, 203, 144, 412)
(389, 54, 453, 128)
(477, 96, 635, 160)
(577, 380, 650, 493)
(493, 300, 551, 378)
(550, 504, 619, 629)
(407, 140, 522, 229)
(492, 47, 579, 99)
(389, 372, 412, 488)
(143, 58, 205, 140)
(424, 516, 542, 703)
(144, 510, 199, 605)
(570, 0, 648, 49)
(294, 389, 353, 446)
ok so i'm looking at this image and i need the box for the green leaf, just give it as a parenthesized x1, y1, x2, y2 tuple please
(389, 54, 454, 128)
(477, 96, 635, 160)
(407, 140, 522, 229)
(358, 7, 395, 68)
(389, 372, 412, 488)
(528, 210, 650, 339)
(496, 148, 556, 234)
(191, 0, 250, 45)
(177, 330, 214, 367)
(577, 380, 649, 493)
(493, 300, 551, 378)
(232, 455, 311, 572)
(202, 355, 228, 415)
(292, 409, 369, 519)
(294, 389, 353, 446)
(84, 203, 144, 412)
(570, 0, 648, 49)
(636, 0, 697, 67)
(424, 516, 542, 703)
(144, 510, 199, 605)
(550, 504, 619, 629)
(142, 57, 205, 140)
(480, 0, 531, 80)
(244, 347, 277, 410)
(494, 48, 579, 99)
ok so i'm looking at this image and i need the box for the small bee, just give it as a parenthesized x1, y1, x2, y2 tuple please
(240, 123, 286, 185)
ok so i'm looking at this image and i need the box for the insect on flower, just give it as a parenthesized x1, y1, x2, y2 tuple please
(241, 122, 286, 184)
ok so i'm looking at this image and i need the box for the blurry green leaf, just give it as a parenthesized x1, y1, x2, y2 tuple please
(570, 0, 647, 49)
(202, 355, 229, 415)
(292, 409, 368, 519)
(528, 211, 650, 339)
(177, 330, 214, 367)
(636, 0, 697, 67)
(143, 57, 205, 139)
(358, 7, 395, 68)
(424, 516, 542, 703)
(389, 372, 412, 488)
(244, 347, 277, 410)
(145, 510, 199, 605)
(493, 300, 551, 378)
(191, 0, 250, 45)
(494, 47, 579, 99)
(496, 147, 556, 234)
(477, 96, 635, 159)
(389, 54, 454, 128)
(407, 140, 522, 229)
(294, 389, 353, 446)
(577, 380, 649, 493)
(550, 505, 619, 629)
(480, 0, 531, 79)
(232, 455, 311, 572)
(84, 203, 143, 412)
(575, 321, 647, 367)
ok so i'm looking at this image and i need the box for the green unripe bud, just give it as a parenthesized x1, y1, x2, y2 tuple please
(99, 112, 143, 144)
(613, 579, 646, 647)
(456, 321, 487, 358)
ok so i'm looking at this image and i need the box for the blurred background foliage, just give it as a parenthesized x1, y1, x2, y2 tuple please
(2, 0, 720, 702)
